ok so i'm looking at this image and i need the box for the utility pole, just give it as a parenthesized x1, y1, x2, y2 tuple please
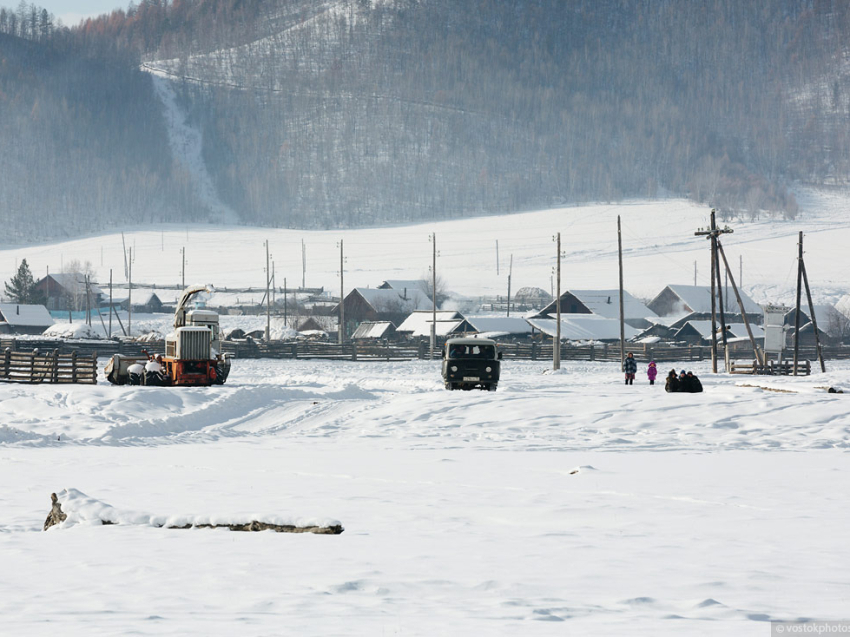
(108, 269, 113, 339)
(554, 232, 561, 371)
(800, 239, 826, 373)
(430, 232, 437, 359)
(793, 232, 803, 375)
(302, 239, 306, 290)
(618, 216, 625, 372)
(338, 240, 345, 344)
(128, 247, 133, 336)
(695, 209, 733, 373)
(717, 241, 763, 366)
(506, 254, 513, 317)
(265, 240, 270, 342)
(271, 261, 276, 307)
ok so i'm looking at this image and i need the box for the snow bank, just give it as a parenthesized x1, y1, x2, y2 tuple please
(42, 323, 102, 339)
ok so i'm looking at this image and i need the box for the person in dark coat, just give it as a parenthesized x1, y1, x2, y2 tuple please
(678, 370, 691, 392)
(624, 352, 637, 385)
(686, 371, 703, 393)
(665, 370, 679, 392)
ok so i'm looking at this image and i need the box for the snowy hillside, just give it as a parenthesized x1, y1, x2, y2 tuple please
(2, 188, 849, 307)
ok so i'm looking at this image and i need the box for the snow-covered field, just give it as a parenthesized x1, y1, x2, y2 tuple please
(2, 359, 849, 635)
(2, 188, 850, 307)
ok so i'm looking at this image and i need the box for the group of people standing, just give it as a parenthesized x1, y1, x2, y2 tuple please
(622, 353, 703, 392)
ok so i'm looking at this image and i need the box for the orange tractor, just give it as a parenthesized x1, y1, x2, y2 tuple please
(105, 285, 231, 386)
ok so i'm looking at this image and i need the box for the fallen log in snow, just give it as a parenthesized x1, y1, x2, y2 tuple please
(43, 489, 343, 535)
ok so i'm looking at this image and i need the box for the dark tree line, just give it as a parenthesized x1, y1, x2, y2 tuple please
(2, 0, 850, 240)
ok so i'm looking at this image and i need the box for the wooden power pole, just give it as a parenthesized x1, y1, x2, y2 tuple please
(695, 210, 733, 373)
(793, 232, 803, 375)
(554, 232, 561, 371)
(265, 240, 270, 342)
(618, 216, 625, 372)
(338, 240, 345, 344)
(430, 232, 437, 359)
(506, 254, 513, 317)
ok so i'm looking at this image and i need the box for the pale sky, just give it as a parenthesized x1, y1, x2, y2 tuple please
(35, 0, 127, 26)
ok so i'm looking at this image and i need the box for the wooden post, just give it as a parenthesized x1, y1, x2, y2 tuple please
(717, 242, 763, 366)
(339, 239, 345, 345)
(71, 350, 77, 384)
(265, 240, 271, 342)
(108, 269, 113, 339)
(618, 216, 625, 372)
(793, 232, 803, 376)
(52, 349, 59, 383)
(801, 254, 826, 373)
(709, 219, 718, 373)
(3, 347, 10, 380)
(431, 232, 437, 360)
(554, 232, 561, 371)
(91, 352, 98, 384)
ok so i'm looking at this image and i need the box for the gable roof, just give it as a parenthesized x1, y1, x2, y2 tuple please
(0, 303, 54, 327)
(466, 316, 533, 335)
(41, 273, 104, 297)
(653, 284, 762, 316)
(351, 321, 396, 339)
(354, 287, 433, 313)
(527, 316, 638, 341)
(675, 321, 764, 340)
(378, 280, 429, 294)
(537, 289, 656, 320)
(396, 310, 471, 336)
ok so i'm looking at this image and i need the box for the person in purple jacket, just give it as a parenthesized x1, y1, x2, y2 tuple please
(647, 361, 658, 385)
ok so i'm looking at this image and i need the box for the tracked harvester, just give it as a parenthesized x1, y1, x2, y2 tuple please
(105, 285, 231, 386)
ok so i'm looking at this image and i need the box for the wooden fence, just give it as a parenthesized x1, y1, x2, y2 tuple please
(0, 338, 150, 358)
(1, 348, 98, 384)
(3, 336, 848, 366)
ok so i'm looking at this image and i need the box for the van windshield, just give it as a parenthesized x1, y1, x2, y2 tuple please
(447, 344, 495, 359)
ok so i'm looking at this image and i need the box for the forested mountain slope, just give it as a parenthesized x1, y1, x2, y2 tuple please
(2, 0, 849, 240)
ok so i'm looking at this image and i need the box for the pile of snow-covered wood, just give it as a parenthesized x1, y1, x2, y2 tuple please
(44, 488, 343, 535)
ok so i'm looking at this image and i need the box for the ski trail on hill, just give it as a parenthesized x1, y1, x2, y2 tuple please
(149, 74, 239, 225)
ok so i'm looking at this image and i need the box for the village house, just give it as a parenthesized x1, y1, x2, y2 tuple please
(34, 273, 104, 312)
(533, 289, 657, 329)
(334, 288, 432, 339)
(647, 284, 762, 323)
(0, 303, 54, 335)
(396, 310, 474, 339)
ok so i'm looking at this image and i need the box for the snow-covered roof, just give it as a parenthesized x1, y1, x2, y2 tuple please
(660, 285, 762, 315)
(45, 273, 104, 297)
(354, 288, 433, 313)
(0, 303, 54, 327)
(527, 316, 638, 341)
(537, 289, 656, 320)
(570, 289, 657, 320)
(396, 310, 471, 337)
(378, 280, 429, 294)
(676, 321, 765, 340)
(397, 310, 463, 333)
(351, 321, 395, 339)
(466, 316, 533, 335)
